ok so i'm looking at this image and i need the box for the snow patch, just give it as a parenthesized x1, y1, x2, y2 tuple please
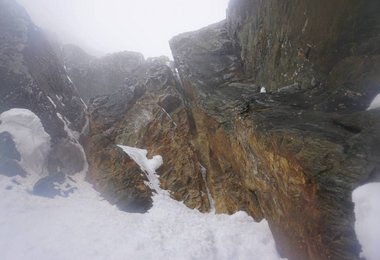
(367, 93, 380, 110)
(200, 163, 215, 212)
(66, 75, 73, 84)
(0, 108, 50, 177)
(352, 182, 380, 260)
(80, 98, 88, 109)
(117, 145, 163, 193)
(160, 107, 177, 127)
(56, 112, 81, 140)
(47, 96, 57, 109)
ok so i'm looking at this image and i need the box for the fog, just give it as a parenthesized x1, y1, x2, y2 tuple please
(16, 0, 229, 58)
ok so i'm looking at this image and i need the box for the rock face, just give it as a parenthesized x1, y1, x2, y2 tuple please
(0, 0, 87, 182)
(3, 0, 378, 259)
(227, 0, 380, 113)
(84, 1, 380, 259)
(61, 44, 146, 102)
(168, 1, 380, 260)
(86, 58, 212, 212)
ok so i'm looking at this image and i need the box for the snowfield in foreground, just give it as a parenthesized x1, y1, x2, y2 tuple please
(352, 182, 380, 260)
(0, 134, 284, 260)
(4, 109, 378, 260)
(0, 173, 283, 260)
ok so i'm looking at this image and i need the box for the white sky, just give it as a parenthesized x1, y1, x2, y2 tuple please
(16, 0, 229, 58)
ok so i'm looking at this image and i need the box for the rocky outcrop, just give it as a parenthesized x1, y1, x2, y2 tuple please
(85, 58, 212, 212)
(83, 1, 380, 259)
(168, 1, 380, 260)
(226, 0, 380, 113)
(0, 0, 87, 181)
(61, 44, 146, 102)
(169, 21, 265, 218)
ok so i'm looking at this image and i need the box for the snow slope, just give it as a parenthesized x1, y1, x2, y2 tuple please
(3, 108, 378, 260)
(0, 169, 284, 260)
(367, 93, 380, 110)
(353, 182, 380, 260)
(0, 109, 284, 260)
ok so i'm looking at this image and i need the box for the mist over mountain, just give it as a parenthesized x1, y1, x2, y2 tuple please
(16, 0, 229, 58)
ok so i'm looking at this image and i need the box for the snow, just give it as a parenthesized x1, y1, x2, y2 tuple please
(367, 93, 380, 110)
(117, 145, 163, 193)
(56, 112, 81, 140)
(47, 96, 57, 109)
(160, 107, 177, 127)
(0, 108, 50, 177)
(0, 170, 284, 260)
(200, 163, 215, 211)
(0, 143, 285, 260)
(352, 182, 380, 260)
(80, 98, 88, 109)
(66, 75, 73, 84)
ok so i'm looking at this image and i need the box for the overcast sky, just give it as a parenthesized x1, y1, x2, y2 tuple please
(16, 0, 229, 58)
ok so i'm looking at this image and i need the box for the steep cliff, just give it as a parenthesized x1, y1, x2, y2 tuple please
(168, 1, 380, 260)
(0, 0, 87, 190)
(85, 57, 213, 212)
(227, 0, 380, 113)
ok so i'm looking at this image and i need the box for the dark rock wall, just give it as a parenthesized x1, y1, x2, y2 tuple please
(227, 0, 380, 113)
(170, 21, 265, 218)
(0, 0, 87, 176)
(169, 1, 380, 260)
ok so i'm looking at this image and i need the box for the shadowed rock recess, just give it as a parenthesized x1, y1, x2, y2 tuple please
(85, 1, 380, 260)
